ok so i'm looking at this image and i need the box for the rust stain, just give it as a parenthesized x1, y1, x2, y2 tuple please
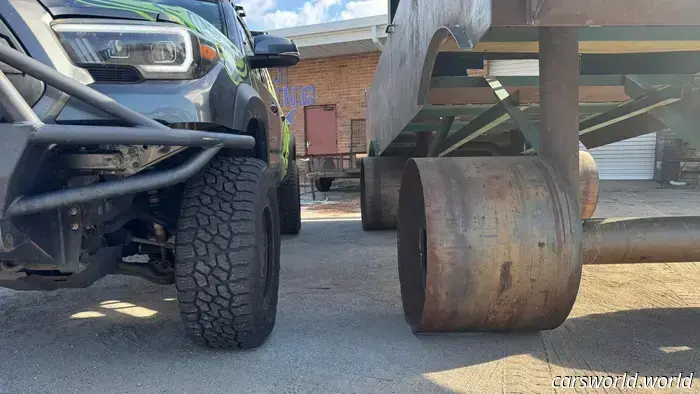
(499, 261, 513, 295)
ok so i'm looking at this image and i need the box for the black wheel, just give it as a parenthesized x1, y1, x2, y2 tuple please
(314, 177, 333, 192)
(278, 161, 301, 235)
(175, 157, 281, 349)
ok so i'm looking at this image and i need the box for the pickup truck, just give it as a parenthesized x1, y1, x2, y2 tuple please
(0, 0, 300, 349)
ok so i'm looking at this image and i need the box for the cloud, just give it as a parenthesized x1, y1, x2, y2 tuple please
(339, 0, 387, 20)
(238, 0, 277, 18)
(243, 0, 387, 30)
(257, 0, 341, 29)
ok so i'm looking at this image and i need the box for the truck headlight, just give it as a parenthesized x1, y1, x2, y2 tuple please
(53, 23, 219, 80)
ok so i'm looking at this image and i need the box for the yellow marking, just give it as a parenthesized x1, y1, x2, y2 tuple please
(70, 311, 106, 319)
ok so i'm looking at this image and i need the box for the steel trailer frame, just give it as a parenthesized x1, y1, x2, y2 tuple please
(363, 0, 700, 333)
(369, 1, 700, 159)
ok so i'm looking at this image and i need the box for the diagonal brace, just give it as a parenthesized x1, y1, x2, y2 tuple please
(437, 96, 516, 157)
(580, 81, 681, 135)
(626, 75, 700, 149)
(426, 116, 455, 157)
(485, 77, 541, 152)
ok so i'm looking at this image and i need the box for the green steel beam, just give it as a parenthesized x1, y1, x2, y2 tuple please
(578, 76, 688, 148)
(426, 116, 455, 157)
(417, 102, 620, 118)
(417, 104, 498, 117)
(626, 76, 700, 149)
(406, 102, 624, 135)
(579, 84, 682, 135)
(481, 26, 700, 43)
(437, 101, 513, 157)
(624, 75, 674, 98)
(485, 77, 541, 152)
(431, 75, 692, 89)
(579, 113, 664, 149)
(403, 121, 471, 133)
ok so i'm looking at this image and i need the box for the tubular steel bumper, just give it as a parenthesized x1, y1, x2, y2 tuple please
(0, 44, 255, 220)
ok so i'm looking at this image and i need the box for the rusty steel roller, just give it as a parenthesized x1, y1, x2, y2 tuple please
(397, 157, 583, 333)
(579, 149, 600, 219)
(360, 157, 406, 231)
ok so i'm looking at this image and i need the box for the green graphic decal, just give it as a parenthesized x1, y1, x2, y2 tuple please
(74, 0, 248, 84)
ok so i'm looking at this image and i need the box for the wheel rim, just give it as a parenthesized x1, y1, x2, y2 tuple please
(261, 206, 274, 300)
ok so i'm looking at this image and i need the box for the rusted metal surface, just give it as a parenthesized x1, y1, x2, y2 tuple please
(539, 27, 580, 200)
(360, 157, 406, 231)
(578, 150, 600, 220)
(526, 0, 700, 27)
(397, 157, 582, 333)
(367, 0, 493, 156)
(583, 217, 700, 265)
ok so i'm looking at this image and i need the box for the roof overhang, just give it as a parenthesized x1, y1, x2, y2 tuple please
(269, 15, 389, 59)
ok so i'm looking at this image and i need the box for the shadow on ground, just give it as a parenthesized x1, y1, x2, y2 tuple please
(1, 278, 697, 393)
(0, 217, 698, 392)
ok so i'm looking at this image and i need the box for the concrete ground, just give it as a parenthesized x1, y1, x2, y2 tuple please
(1, 181, 699, 393)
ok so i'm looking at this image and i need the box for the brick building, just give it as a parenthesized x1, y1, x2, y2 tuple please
(269, 53, 379, 156)
(269, 16, 388, 157)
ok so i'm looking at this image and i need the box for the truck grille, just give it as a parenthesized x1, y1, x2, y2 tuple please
(84, 65, 143, 83)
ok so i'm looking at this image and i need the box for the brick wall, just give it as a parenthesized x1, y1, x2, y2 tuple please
(270, 52, 380, 156)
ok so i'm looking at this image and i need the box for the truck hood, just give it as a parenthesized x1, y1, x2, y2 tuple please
(38, 0, 169, 21)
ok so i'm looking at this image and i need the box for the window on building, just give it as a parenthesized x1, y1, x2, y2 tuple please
(350, 119, 367, 154)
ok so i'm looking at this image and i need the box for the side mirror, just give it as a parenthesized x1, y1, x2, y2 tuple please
(248, 35, 300, 69)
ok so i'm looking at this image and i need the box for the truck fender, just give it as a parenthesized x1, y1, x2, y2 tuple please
(232, 83, 269, 162)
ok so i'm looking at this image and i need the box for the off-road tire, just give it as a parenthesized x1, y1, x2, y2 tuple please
(278, 161, 301, 235)
(175, 157, 281, 349)
(315, 177, 334, 192)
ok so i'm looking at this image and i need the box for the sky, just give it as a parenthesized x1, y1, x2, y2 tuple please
(239, 0, 388, 30)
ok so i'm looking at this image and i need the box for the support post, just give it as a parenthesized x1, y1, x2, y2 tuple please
(413, 132, 431, 157)
(539, 27, 580, 201)
(426, 116, 455, 157)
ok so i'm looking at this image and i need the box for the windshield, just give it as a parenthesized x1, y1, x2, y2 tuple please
(147, 0, 224, 32)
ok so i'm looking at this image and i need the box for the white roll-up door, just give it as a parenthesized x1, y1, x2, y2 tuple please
(488, 60, 539, 76)
(489, 60, 658, 180)
(587, 133, 658, 180)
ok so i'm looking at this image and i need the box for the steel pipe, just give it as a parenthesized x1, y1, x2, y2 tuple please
(5, 146, 222, 218)
(583, 217, 700, 265)
(0, 69, 41, 123)
(31, 124, 255, 149)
